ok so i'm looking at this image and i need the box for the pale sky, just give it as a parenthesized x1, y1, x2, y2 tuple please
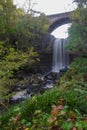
(13, 0, 76, 38)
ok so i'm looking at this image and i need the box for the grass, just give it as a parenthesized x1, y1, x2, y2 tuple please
(0, 57, 87, 130)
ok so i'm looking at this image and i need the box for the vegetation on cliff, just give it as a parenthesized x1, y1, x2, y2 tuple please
(0, 0, 49, 100)
(67, 0, 87, 56)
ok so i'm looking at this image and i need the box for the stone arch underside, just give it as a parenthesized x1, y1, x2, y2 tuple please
(48, 17, 71, 33)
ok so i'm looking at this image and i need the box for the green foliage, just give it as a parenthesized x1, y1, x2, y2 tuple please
(47, 102, 87, 130)
(67, 23, 86, 54)
(67, 0, 87, 56)
(15, 13, 49, 51)
(0, 0, 22, 41)
(59, 57, 87, 113)
(0, 46, 38, 99)
(0, 57, 87, 129)
(0, 0, 49, 100)
(73, 0, 87, 8)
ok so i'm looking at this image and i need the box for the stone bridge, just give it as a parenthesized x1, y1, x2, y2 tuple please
(47, 11, 72, 33)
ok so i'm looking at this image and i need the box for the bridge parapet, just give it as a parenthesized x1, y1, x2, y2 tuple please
(47, 11, 72, 24)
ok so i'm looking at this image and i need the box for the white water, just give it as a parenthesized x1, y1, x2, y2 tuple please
(52, 38, 69, 72)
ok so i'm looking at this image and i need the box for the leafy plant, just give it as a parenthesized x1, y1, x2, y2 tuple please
(67, 0, 87, 56)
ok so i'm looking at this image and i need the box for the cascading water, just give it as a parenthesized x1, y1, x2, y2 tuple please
(52, 38, 69, 73)
(52, 39, 63, 72)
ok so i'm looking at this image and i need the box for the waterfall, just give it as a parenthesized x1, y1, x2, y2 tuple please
(52, 38, 69, 73)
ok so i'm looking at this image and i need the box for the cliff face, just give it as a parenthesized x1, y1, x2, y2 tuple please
(36, 34, 55, 73)
(39, 34, 55, 53)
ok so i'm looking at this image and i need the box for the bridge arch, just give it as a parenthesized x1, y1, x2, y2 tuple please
(48, 17, 71, 33)
(47, 11, 72, 33)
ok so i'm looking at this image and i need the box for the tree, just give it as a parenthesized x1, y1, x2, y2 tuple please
(73, 0, 87, 7)
(67, 0, 87, 56)
(0, 0, 49, 100)
(14, 13, 49, 51)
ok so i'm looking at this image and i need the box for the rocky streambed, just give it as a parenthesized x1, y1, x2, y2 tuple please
(10, 67, 68, 103)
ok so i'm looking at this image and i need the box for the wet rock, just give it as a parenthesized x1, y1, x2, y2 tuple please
(10, 90, 29, 103)
(10, 69, 68, 104)
(44, 72, 60, 82)
(60, 66, 69, 76)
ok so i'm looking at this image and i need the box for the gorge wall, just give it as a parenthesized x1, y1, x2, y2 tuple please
(35, 34, 55, 73)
